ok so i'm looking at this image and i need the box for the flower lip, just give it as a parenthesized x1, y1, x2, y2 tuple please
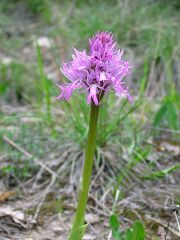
(99, 72, 107, 81)
(87, 84, 99, 105)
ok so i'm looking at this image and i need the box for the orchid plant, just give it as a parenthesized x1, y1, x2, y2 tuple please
(57, 32, 132, 240)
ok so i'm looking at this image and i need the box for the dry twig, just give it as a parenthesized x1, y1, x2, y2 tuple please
(3, 135, 58, 178)
(3, 135, 59, 223)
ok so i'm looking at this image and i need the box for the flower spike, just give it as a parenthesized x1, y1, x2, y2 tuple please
(58, 32, 132, 105)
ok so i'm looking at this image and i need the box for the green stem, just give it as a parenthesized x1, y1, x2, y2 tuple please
(68, 103, 100, 240)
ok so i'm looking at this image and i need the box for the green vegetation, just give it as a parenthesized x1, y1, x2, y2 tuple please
(110, 215, 146, 240)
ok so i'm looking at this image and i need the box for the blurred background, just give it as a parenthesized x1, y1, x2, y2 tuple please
(0, 0, 180, 239)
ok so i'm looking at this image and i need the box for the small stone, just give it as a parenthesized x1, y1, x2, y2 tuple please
(36, 37, 52, 48)
(85, 213, 99, 224)
(2, 57, 13, 65)
(83, 234, 96, 239)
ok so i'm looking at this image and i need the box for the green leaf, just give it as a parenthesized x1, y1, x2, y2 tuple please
(132, 221, 145, 240)
(153, 98, 178, 130)
(126, 229, 133, 240)
(109, 215, 119, 230)
(68, 224, 88, 240)
(139, 58, 149, 96)
(141, 164, 180, 180)
(166, 100, 178, 130)
(0, 82, 8, 94)
(153, 103, 168, 127)
(112, 230, 122, 240)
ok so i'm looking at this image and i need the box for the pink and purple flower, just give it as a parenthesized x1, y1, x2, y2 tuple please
(57, 32, 132, 105)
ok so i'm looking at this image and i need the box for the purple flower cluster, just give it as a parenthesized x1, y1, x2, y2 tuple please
(57, 32, 132, 105)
